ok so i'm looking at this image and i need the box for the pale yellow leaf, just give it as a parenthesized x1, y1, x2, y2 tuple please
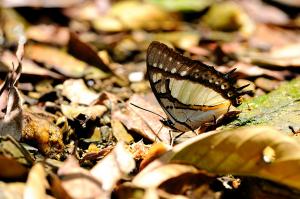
(158, 127, 300, 190)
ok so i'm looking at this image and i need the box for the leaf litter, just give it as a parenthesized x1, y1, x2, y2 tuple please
(1, 1, 300, 198)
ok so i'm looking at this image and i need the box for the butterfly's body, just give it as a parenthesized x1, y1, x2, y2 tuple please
(146, 41, 247, 132)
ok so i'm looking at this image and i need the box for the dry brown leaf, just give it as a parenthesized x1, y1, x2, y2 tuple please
(24, 44, 88, 78)
(133, 164, 199, 188)
(61, 104, 107, 120)
(47, 173, 72, 199)
(113, 93, 172, 144)
(68, 32, 112, 73)
(26, 25, 69, 46)
(24, 163, 47, 199)
(91, 142, 135, 192)
(111, 118, 134, 143)
(155, 127, 300, 190)
(58, 155, 104, 199)
(0, 155, 28, 179)
(251, 43, 300, 67)
(0, 51, 64, 79)
(92, 0, 179, 32)
(61, 79, 100, 105)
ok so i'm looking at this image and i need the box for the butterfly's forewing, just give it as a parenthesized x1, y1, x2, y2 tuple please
(147, 41, 245, 131)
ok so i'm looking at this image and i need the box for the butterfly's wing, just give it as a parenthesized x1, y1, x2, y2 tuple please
(146, 41, 246, 131)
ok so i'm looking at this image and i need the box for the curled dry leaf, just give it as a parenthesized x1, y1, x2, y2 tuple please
(61, 79, 100, 105)
(91, 142, 135, 192)
(68, 32, 112, 73)
(159, 127, 300, 190)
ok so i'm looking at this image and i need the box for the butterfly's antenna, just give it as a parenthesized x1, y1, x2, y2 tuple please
(130, 103, 166, 120)
(129, 103, 163, 142)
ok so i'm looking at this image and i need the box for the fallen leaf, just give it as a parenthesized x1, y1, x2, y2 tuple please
(61, 104, 107, 120)
(112, 93, 172, 144)
(68, 32, 112, 73)
(0, 51, 64, 79)
(26, 24, 69, 46)
(147, 0, 215, 12)
(24, 163, 47, 199)
(111, 119, 134, 144)
(92, 0, 179, 32)
(0, 182, 25, 199)
(24, 44, 88, 78)
(254, 77, 282, 92)
(61, 79, 99, 105)
(91, 142, 135, 192)
(158, 127, 300, 190)
(58, 155, 104, 199)
(251, 43, 300, 67)
(0, 155, 28, 179)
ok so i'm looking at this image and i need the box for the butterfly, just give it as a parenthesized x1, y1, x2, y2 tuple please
(146, 41, 248, 132)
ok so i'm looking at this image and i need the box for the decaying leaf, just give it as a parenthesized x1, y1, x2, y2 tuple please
(22, 111, 64, 157)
